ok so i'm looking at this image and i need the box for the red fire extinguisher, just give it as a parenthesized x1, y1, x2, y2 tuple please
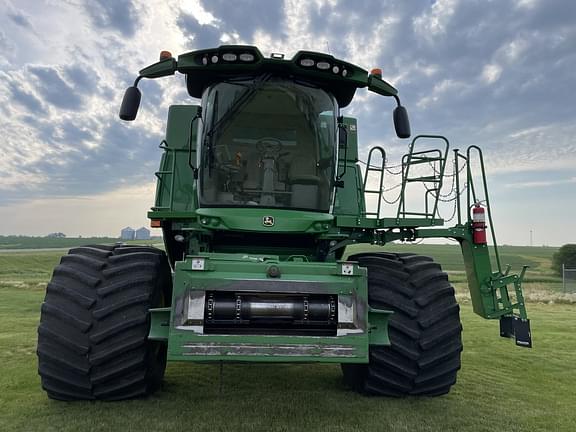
(472, 203, 487, 244)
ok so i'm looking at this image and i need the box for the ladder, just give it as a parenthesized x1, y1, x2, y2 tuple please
(362, 146, 386, 218)
(152, 140, 176, 211)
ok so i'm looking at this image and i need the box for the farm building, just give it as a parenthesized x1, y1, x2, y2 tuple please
(120, 227, 135, 240)
(135, 227, 151, 240)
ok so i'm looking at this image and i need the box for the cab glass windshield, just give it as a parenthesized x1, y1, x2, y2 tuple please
(199, 77, 337, 212)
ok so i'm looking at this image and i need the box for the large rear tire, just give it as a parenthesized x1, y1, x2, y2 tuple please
(342, 252, 462, 396)
(37, 244, 172, 401)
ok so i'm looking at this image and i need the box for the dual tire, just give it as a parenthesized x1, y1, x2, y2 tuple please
(37, 245, 171, 401)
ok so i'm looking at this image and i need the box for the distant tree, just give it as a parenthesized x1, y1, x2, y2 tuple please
(552, 244, 576, 276)
(46, 232, 66, 238)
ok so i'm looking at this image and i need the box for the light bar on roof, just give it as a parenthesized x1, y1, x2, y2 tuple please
(222, 53, 238, 61)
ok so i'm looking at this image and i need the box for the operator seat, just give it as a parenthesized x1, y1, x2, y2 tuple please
(288, 156, 320, 209)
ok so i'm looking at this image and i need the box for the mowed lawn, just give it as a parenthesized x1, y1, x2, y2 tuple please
(0, 247, 575, 432)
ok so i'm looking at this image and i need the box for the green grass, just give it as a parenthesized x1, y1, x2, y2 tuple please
(0, 286, 574, 432)
(1, 246, 574, 431)
(0, 251, 63, 287)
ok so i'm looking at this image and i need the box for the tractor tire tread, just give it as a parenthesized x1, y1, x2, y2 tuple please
(37, 245, 171, 401)
(341, 253, 462, 397)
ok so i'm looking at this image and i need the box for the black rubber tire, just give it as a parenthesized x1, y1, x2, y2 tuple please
(37, 244, 172, 401)
(341, 252, 462, 396)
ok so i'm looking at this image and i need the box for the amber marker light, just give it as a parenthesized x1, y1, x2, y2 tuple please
(370, 68, 383, 79)
(159, 51, 173, 61)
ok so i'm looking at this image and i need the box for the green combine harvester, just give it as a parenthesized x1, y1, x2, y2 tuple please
(37, 46, 531, 400)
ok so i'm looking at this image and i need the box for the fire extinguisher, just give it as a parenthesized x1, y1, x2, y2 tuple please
(472, 203, 487, 244)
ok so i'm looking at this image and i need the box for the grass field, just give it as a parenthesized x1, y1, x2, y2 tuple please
(0, 245, 574, 431)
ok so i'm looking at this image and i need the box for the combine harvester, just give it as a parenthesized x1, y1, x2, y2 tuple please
(37, 46, 531, 400)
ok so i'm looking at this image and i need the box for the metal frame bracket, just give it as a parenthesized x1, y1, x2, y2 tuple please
(500, 316, 532, 348)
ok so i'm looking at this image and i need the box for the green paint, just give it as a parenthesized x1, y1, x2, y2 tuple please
(122, 45, 530, 362)
(149, 307, 170, 341)
(159, 255, 384, 363)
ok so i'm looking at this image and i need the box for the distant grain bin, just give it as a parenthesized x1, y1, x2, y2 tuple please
(135, 227, 151, 240)
(120, 227, 135, 240)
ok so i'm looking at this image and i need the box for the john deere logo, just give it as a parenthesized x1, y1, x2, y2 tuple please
(263, 216, 275, 227)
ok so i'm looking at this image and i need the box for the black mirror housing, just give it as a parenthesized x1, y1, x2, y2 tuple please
(393, 105, 411, 139)
(119, 86, 142, 121)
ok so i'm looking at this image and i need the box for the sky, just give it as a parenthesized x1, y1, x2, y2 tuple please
(0, 0, 574, 245)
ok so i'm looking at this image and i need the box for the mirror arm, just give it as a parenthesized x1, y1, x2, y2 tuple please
(366, 74, 398, 97)
(139, 58, 178, 79)
(119, 58, 177, 122)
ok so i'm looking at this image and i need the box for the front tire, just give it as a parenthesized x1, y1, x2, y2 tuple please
(342, 252, 462, 396)
(37, 244, 172, 401)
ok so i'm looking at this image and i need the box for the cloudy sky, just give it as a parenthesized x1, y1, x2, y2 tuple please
(0, 0, 574, 245)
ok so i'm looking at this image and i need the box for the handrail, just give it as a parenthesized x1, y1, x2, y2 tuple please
(466, 145, 502, 274)
(363, 146, 386, 218)
(154, 140, 176, 211)
(454, 149, 467, 225)
(396, 135, 449, 221)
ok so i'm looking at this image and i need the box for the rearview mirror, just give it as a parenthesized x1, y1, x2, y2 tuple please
(393, 105, 411, 139)
(119, 86, 141, 121)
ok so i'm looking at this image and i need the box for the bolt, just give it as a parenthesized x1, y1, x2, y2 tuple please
(267, 265, 281, 278)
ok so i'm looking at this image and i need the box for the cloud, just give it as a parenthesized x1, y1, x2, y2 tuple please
(0, 118, 159, 205)
(63, 64, 101, 95)
(504, 178, 576, 189)
(181, 0, 220, 26)
(26, 65, 84, 110)
(5, 79, 44, 113)
(481, 64, 502, 84)
(83, 0, 140, 37)
(7, 10, 33, 30)
(177, 12, 222, 48)
(0, 0, 575, 245)
(413, 0, 458, 41)
(6, 3, 35, 31)
(0, 30, 10, 50)
(199, 0, 284, 42)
